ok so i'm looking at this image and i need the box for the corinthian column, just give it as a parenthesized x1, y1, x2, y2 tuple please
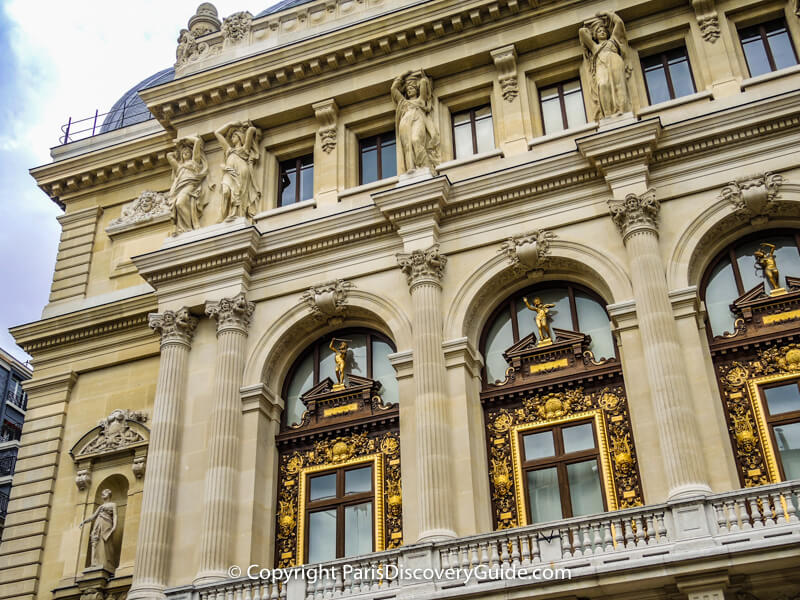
(397, 245, 456, 541)
(609, 192, 711, 499)
(129, 309, 198, 600)
(195, 293, 255, 583)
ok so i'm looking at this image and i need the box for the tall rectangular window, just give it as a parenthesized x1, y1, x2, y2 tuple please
(761, 381, 800, 480)
(305, 464, 374, 562)
(642, 47, 696, 105)
(278, 154, 314, 207)
(739, 18, 798, 78)
(539, 79, 587, 134)
(359, 132, 397, 185)
(452, 105, 494, 159)
(521, 421, 605, 523)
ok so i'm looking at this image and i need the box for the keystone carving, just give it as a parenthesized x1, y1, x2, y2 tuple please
(222, 11, 253, 44)
(313, 99, 339, 153)
(491, 45, 519, 102)
(720, 172, 783, 224)
(108, 191, 172, 230)
(301, 279, 353, 320)
(205, 292, 255, 333)
(499, 230, 556, 276)
(397, 244, 447, 287)
(692, 0, 720, 43)
(149, 308, 199, 346)
(608, 189, 659, 238)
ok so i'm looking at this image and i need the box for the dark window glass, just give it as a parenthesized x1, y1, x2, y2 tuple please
(452, 105, 494, 158)
(359, 132, 397, 185)
(642, 47, 696, 105)
(278, 154, 314, 206)
(539, 79, 587, 134)
(760, 380, 800, 480)
(739, 19, 798, 77)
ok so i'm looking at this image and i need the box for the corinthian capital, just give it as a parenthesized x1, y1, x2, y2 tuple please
(397, 244, 447, 288)
(149, 308, 198, 346)
(608, 189, 659, 239)
(205, 292, 255, 333)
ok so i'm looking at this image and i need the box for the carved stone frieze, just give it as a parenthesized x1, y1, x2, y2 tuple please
(313, 99, 339, 154)
(222, 11, 253, 44)
(491, 45, 519, 102)
(608, 189, 659, 238)
(301, 279, 353, 321)
(107, 191, 172, 231)
(77, 410, 148, 456)
(149, 308, 199, 346)
(720, 172, 784, 224)
(499, 229, 555, 276)
(397, 244, 447, 287)
(205, 292, 255, 333)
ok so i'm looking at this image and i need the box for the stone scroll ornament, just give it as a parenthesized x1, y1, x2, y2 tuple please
(692, 0, 720, 43)
(499, 229, 555, 276)
(214, 121, 262, 222)
(391, 70, 441, 174)
(175, 4, 221, 68)
(168, 136, 211, 235)
(301, 279, 353, 321)
(579, 11, 633, 120)
(720, 172, 783, 224)
(108, 191, 172, 229)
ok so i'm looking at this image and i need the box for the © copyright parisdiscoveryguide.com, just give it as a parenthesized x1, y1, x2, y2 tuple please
(227, 564, 572, 584)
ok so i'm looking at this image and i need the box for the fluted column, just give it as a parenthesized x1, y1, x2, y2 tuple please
(610, 191, 711, 499)
(397, 245, 456, 541)
(129, 309, 198, 600)
(195, 293, 255, 583)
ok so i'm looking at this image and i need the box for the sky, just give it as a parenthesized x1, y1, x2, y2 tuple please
(0, 0, 259, 363)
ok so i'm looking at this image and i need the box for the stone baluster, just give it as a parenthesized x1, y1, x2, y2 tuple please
(129, 309, 198, 600)
(396, 245, 457, 541)
(196, 293, 255, 582)
(609, 190, 712, 499)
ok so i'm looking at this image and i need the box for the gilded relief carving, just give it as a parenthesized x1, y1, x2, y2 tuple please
(275, 431, 402, 567)
(487, 386, 643, 530)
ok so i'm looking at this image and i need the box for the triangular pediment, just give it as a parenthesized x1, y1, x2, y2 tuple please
(503, 328, 589, 362)
(731, 283, 767, 309)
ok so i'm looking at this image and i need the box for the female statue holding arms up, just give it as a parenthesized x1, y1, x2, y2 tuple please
(579, 11, 631, 119)
(214, 120, 262, 221)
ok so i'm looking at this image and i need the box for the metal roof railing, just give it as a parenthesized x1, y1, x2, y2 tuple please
(59, 104, 155, 145)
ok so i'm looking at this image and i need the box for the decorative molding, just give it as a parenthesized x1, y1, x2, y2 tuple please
(692, 0, 720, 43)
(498, 229, 555, 275)
(608, 189, 659, 239)
(149, 308, 199, 346)
(222, 11, 253, 44)
(76, 468, 91, 491)
(106, 191, 172, 234)
(397, 244, 447, 287)
(313, 99, 339, 153)
(300, 279, 353, 321)
(132, 455, 146, 479)
(188, 3, 221, 36)
(205, 292, 255, 334)
(490, 45, 518, 102)
(74, 409, 148, 457)
(719, 171, 784, 224)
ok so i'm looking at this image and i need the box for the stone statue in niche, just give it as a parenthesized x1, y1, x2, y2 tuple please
(214, 120, 262, 222)
(167, 135, 210, 235)
(80, 489, 118, 571)
(391, 70, 440, 174)
(579, 11, 632, 119)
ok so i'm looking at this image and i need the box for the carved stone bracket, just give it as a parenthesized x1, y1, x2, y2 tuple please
(222, 11, 253, 44)
(608, 189, 659, 239)
(301, 279, 353, 322)
(720, 172, 784, 224)
(397, 244, 447, 287)
(499, 229, 555, 276)
(692, 0, 720, 43)
(106, 191, 172, 234)
(205, 292, 255, 334)
(149, 308, 199, 347)
(491, 45, 519, 102)
(313, 99, 339, 154)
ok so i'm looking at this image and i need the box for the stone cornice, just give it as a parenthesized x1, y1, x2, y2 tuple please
(576, 118, 662, 173)
(373, 176, 451, 225)
(10, 293, 156, 354)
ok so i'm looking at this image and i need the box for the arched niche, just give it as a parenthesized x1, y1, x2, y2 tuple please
(82, 474, 129, 573)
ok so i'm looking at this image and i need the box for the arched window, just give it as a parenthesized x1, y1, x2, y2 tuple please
(283, 328, 398, 427)
(702, 231, 800, 337)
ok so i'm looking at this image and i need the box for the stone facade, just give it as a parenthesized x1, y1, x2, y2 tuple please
(4, 1, 800, 599)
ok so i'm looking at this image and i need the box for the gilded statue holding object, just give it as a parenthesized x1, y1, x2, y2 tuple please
(168, 135, 209, 235)
(579, 11, 632, 119)
(523, 296, 555, 345)
(215, 120, 262, 222)
(329, 337, 350, 390)
(754, 242, 785, 296)
(391, 70, 440, 174)
(80, 489, 118, 571)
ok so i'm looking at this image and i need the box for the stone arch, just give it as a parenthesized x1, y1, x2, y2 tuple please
(444, 239, 633, 346)
(668, 183, 800, 290)
(243, 288, 413, 395)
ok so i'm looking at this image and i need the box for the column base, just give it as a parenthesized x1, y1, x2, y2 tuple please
(126, 584, 167, 600)
(416, 528, 457, 543)
(193, 570, 229, 586)
(668, 482, 713, 500)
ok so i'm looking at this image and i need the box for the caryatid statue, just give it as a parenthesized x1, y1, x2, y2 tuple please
(579, 11, 632, 119)
(168, 135, 209, 235)
(391, 70, 441, 174)
(80, 488, 118, 570)
(214, 120, 262, 222)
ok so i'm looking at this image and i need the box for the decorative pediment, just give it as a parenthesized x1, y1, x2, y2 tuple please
(290, 375, 395, 431)
(716, 279, 800, 344)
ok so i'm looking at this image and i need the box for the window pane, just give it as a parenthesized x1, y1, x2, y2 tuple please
(286, 352, 314, 426)
(308, 509, 337, 563)
(767, 29, 798, 70)
(527, 468, 562, 523)
(475, 116, 495, 154)
(372, 340, 399, 405)
(541, 97, 564, 134)
(563, 423, 595, 453)
(705, 258, 739, 337)
(345, 466, 372, 494)
(344, 502, 373, 557)
(742, 37, 772, 77)
(280, 167, 297, 206)
(567, 460, 604, 517)
(574, 292, 614, 360)
(644, 66, 671, 104)
(523, 430, 555, 460)
(763, 383, 800, 415)
(668, 59, 695, 98)
(516, 289, 571, 340)
(484, 307, 514, 384)
(775, 422, 800, 480)
(563, 89, 586, 129)
(381, 137, 397, 179)
(309, 473, 337, 501)
(360, 147, 378, 184)
(475, 105, 492, 119)
(300, 163, 314, 201)
(452, 111, 472, 126)
(453, 123, 474, 158)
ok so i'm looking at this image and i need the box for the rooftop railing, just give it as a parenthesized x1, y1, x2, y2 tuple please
(59, 104, 155, 145)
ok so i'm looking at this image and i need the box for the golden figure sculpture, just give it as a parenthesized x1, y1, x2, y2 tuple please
(391, 70, 440, 173)
(80, 489, 118, 570)
(168, 136, 209, 235)
(214, 120, 262, 222)
(754, 242, 783, 294)
(523, 296, 556, 345)
(579, 11, 631, 119)
(329, 337, 350, 389)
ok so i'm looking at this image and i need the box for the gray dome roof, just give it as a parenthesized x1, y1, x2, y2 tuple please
(256, 0, 316, 17)
(100, 67, 174, 133)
